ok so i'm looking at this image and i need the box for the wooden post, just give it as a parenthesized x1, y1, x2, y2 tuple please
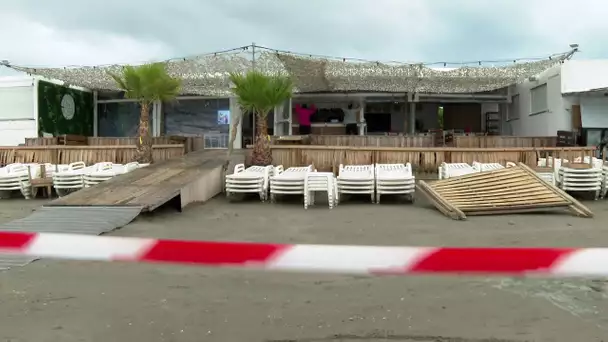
(409, 102, 416, 134)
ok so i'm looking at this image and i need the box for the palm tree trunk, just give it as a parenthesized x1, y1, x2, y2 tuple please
(223, 112, 242, 174)
(227, 113, 241, 157)
(251, 110, 272, 166)
(136, 102, 153, 164)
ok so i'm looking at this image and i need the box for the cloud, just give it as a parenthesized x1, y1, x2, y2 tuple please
(0, 11, 172, 76)
(2, 0, 608, 77)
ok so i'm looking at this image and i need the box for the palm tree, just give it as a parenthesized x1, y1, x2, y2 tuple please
(228, 70, 293, 166)
(108, 63, 181, 163)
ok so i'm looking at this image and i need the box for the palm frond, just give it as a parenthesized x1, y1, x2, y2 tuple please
(107, 63, 181, 103)
(229, 70, 293, 119)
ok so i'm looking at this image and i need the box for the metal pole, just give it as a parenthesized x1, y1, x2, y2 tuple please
(564, 44, 579, 60)
(409, 100, 416, 135)
(251, 42, 256, 140)
(251, 42, 256, 70)
(93, 91, 98, 136)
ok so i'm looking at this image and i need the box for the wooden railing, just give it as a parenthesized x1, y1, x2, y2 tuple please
(298, 135, 558, 148)
(453, 136, 557, 148)
(266, 145, 596, 173)
(307, 135, 434, 147)
(0, 145, 185, 165)
(24, 136, 205, 153)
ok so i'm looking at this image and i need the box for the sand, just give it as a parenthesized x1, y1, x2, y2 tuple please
(1, 196, 608, 342)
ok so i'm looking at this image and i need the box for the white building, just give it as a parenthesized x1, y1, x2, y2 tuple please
(507, 60, 608, 137)
(0, 76, 38, 145)
(1, 46, 575, 147)
(0, 75, 93, 146)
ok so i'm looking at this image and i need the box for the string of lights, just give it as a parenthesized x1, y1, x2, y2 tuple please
(253, 44, 574, 67)
(1, 45, 250, 69)
(2, 43, 576, 70)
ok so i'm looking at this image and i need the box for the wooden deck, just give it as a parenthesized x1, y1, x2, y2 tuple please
(47, 150, 227, 211)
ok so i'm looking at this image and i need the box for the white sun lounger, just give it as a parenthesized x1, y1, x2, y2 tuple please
(83, 162, 139, 187)
(225, 163, 274, 201)
(53, 162, 111, 196)
(269, 165, 314, 203)
(375, 163, 416, 203)
(559, 161, 602, 200)
(0, 163, 39, 199)
(337, 164, 375, 203)
(471, 161, 505, 172)
(438, 163, 476, 179)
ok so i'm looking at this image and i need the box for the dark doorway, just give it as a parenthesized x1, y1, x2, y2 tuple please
(364, 113, 391, 133)
(442, 103, 482, 132)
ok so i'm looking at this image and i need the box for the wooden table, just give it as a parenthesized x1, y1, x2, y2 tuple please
(30, 178, 53, 198)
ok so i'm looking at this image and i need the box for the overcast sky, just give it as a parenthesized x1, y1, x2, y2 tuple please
(1, 0, 606, 76)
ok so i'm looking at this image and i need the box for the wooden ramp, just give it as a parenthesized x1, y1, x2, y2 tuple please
(417, 163, 594, 220)
(47, 150, 226, 212)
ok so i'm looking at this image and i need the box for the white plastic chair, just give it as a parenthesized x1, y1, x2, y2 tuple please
(225, 163, 274, 201)
(337, 164, 375, 203)
(304, 172, 337, 209)
(270, 165, 314, 203)
(375, 163, 416, 204)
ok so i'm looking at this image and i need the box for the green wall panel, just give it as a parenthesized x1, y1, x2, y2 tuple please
(37, 80, 94, 136)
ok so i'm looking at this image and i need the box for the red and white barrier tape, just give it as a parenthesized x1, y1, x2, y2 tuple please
(0, 231, 607, 277)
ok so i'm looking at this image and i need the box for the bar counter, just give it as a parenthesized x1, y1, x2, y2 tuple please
(291, 123, 367, 135)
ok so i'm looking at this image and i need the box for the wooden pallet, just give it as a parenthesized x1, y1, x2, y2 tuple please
(416, 163, 593, 220)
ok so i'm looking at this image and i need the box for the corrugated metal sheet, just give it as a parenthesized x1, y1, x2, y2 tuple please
(0, 206, 142, 270)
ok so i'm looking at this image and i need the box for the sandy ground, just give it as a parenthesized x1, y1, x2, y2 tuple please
(1, 196, 608, 342)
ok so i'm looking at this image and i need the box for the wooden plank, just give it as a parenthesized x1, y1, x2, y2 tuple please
(445, 192, 562, 203)
(48, 150, 226, 210)
(417, 181, 466, 220)
(418, 163, 593, 219)
(439, 185, 550, 196)
(465, 206, 571, 216)
(517, 163, 594, 217)
(572, 105, 582, 130)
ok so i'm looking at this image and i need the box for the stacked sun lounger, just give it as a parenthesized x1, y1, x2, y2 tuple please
(375, 163, 416, 203)
(269, 165, 314, 203)
(225, 164, 274, 201)
(336, 164, 375, 203)
(0, 163, 39, 199)
(438, 163, 477, 179)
